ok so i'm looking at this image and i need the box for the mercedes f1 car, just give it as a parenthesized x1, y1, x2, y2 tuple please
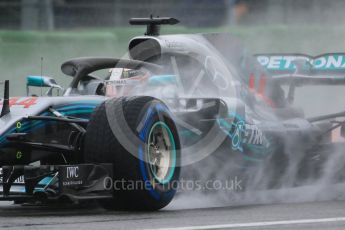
(1, 17, 345, 210)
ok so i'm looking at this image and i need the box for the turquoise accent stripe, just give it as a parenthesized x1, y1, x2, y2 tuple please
(148, 75, 176, 86)
(57, 105, 96, 111)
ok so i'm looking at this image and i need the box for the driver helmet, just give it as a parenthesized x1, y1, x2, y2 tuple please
(105, 68, 149, 97)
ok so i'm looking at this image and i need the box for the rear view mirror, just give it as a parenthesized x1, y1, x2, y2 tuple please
(26, 76, 64, 96)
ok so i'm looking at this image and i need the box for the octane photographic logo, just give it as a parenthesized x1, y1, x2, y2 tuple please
(105, 37, 240, 167)
(103, 177, 243, 192)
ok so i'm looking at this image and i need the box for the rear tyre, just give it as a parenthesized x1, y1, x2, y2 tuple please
(84, 96, 180, 211)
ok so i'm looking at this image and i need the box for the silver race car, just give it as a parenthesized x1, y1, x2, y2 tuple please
(1, 17, 345, 210)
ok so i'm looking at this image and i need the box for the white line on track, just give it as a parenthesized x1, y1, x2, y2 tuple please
(148, 217, 345, 230)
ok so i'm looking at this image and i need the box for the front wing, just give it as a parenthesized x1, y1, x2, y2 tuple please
(0, 163, 113, 202)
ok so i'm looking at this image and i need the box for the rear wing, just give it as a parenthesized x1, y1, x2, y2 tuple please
(255, 53, 345, 86)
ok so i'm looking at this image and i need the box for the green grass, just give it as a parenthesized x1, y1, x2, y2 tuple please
(1, 25, 345, 95)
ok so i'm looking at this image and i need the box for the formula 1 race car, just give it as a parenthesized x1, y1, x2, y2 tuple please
(1, 17, 345, 210)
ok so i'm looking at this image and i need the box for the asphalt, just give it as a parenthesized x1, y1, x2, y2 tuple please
(1, 192, 345, 230)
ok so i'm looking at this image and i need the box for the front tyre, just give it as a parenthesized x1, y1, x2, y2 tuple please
(84, 96, 180, 210)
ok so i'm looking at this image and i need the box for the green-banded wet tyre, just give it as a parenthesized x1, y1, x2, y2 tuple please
(84, 96, 180, 211)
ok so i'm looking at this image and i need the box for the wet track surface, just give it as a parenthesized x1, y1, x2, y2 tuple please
(1, 199, 345, 230)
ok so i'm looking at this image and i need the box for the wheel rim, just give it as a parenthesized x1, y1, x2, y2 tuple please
(147, 121, 176, 184)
